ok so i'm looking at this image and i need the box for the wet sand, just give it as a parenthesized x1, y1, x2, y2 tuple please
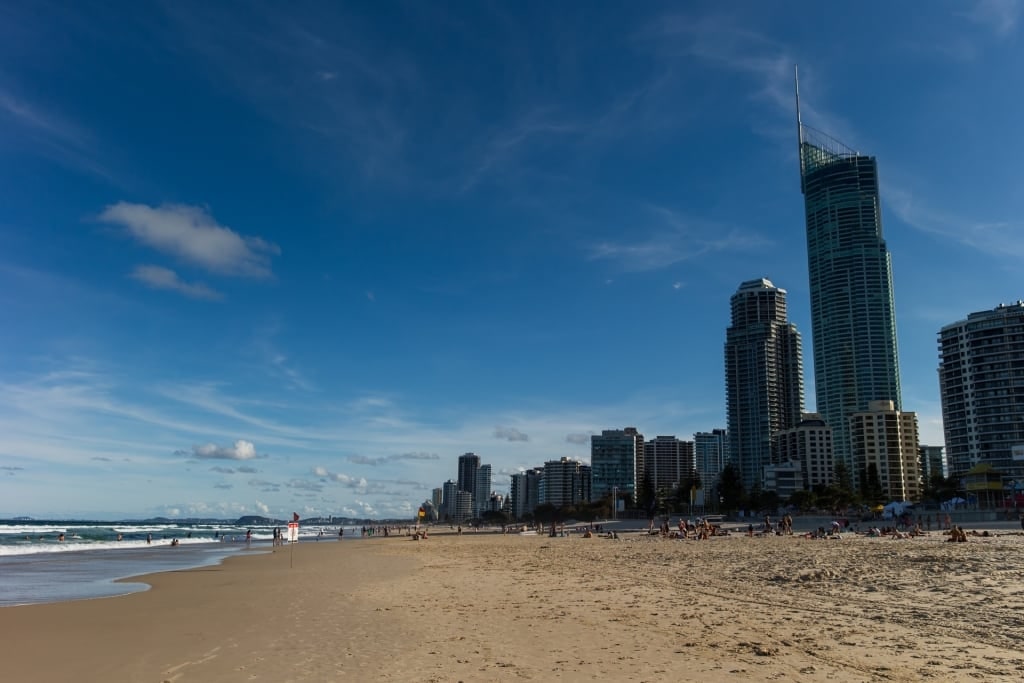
(2, 528, 1023, 682)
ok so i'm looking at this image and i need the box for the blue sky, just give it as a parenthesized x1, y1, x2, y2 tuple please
(1, 1, 1022, 520)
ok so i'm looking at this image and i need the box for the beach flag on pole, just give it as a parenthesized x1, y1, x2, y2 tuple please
(287, 514, 300, 568)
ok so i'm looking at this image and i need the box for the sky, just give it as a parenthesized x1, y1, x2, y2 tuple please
(1, 1, 1023, 520)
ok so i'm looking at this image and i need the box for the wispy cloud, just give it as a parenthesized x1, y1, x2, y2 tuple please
(961, 0, 1022, 37)
(565, 433, 591, 445)
(99, 202, 280, 277)
(0, 87, 115, 181)
(886, 185, 1024, 258)
(587, 205, 770, 272)
(638, 12, 857, 147)
(346, 452, 440, 466)
(130, 264, 223, 300)
(178, 439, 263, 461)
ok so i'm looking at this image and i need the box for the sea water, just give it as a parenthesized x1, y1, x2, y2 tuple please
(0, 520, 356, 606)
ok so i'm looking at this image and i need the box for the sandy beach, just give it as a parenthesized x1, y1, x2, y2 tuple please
(2, 528, 1024, 682)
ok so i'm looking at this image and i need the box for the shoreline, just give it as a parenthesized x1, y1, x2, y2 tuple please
(2, 530, 1023, 682)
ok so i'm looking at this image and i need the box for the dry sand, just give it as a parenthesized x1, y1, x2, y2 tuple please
(2, 529, 1024, 682)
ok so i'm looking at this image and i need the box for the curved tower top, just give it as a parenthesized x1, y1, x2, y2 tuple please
(794, 66, 902, 484)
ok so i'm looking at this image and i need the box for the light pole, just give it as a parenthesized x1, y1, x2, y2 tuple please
(612, 486, 618, 520)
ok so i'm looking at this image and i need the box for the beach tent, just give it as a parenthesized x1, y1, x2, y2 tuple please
(882, 501, 914, 519)
(941, 497, 966, 511)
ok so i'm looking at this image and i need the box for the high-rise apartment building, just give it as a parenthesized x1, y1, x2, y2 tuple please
(725, 278, 804, 491)
(694, 429, 728, 492)
(774, 413, 834, 491)
(850, 400, 921, 501)
(591, 428, 644, 504)
(441, 479, 458, 521)
(938, 302, 1024, 481)
(797, 78, 902, 480)
(540, 457, 591, 507)
(473, 464, 492, 517)
(457, 452, 480, 502)
(643, 436, 696, 493)
(510, 468, 543, 519)
(918, 445, 946, 482)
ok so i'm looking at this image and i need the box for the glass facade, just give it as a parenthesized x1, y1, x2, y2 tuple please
(590, 428, 643, 503)
(799, 129, 901, 479)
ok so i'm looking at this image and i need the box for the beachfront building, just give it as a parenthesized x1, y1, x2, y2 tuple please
(774, 413, 834, 491)
(643, 436, 696, 494)
(938, 302, 1024, 482)
(485, 492, 504, 514)
(509, 468, 543, 519)
(850, 400, 921, 502)
(473, 464, 492, 517)
(918, 445, 947, 481)
(725, 278, 804, 492)
(452, 490, 473, 522)
(694, 429, 728, 502)
(458, 452, 480, 503)
(797, 86, 902, 481)
(539, 457, 591, 507)
(762, 460, 804, 501)
(591, 427, 644, 506)
(431, 487, 443, 513)
(441, 480, 458, 521)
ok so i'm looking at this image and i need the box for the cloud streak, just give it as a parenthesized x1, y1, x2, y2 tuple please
(130, 265, 223, 300)
(588, 205, 770, 272)
(346, 452, 440, 466)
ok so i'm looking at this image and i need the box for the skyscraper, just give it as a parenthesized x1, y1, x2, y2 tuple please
(457, 452, 480, 501)
(797, 71, 901, 480)
(473, 464, 492, 517)
(938, 302, 1024, 481)
(725, 278, 804, 492)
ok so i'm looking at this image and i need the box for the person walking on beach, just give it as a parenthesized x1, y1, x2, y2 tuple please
(146, 533, 152, 545)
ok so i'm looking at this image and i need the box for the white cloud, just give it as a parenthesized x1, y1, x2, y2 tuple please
(312, 465, 368, 490)
(130, 264, 223, 300)
(186, 439, 260, 460)
(99, 202, 280, 277)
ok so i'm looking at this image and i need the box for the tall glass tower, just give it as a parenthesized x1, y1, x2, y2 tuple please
(725, 278, 804, 492)
(796, 70, 901, 481)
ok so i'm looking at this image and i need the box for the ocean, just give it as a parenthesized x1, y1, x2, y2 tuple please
(0, 520, 356, 607)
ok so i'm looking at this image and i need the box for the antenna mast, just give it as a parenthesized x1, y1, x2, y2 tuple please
(794, 64, 803, 145)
